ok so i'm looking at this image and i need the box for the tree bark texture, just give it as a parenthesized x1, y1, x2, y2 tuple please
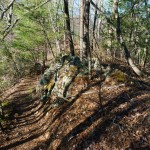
(79, 0, 85, 59)
(83, 0, 90, 58)
(63, 0, 75, 56)
(92, 0, 98, 50)
(83, 0, 92, 77)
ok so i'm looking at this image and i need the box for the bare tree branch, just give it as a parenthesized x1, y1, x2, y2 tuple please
(21, 0, 51, 14)
(1, 0, 52, 40)
(2, 18, 19, 40)
(0, 0, 15, 20)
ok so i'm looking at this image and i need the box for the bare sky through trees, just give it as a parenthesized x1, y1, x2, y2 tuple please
(73, 0, 150, 15)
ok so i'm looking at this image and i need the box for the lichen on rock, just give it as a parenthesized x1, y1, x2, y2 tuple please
(39, 55, 82, 102)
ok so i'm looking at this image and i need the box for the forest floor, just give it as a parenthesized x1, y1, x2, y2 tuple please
(0, 64, 150, 150)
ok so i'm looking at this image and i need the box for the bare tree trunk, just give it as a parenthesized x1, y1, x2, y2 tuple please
(71, 0, 74, 40)
(63, 0, 75, 56)
(48, 3, 61, 54)
(5, 46, 20, 78)
(91, 0, 98, 50)
(41, 26, 55, 58)
(63, 20, 66, 51)
(96, 1, 103, 41)
(79, 0, 85, 59)
(142, 0, 149, 67)
(83, 0, 90, 58)
(42, 43, 47, 69)
(141, 47, 148, 67)
(83, 0, 91, 77)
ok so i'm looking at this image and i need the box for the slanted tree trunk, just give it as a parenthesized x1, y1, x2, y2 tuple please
(0, 0, 15, 20)
(113, 0, 143, 76)
(63, 0, 75, 56)
(1, 0, 19, 40)
(89, 0, 144, 76)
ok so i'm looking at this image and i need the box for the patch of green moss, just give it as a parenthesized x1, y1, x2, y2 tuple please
(4, 109, 12, 118)
(0, 99, 13, 124)
(1, 99, 11, 107)
(28, 86, 34, 93)
(0, 119, 7, 126)
(111, 70, 128, 83)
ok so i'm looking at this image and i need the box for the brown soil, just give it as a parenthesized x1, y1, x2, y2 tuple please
(0, 73, 150, 150)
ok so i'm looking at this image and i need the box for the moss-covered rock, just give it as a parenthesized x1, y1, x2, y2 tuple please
(104, 69, 129, 86)
(39, 55, 83, 102)
(111, 70, 128, 83)
(0, 99, 13, 130)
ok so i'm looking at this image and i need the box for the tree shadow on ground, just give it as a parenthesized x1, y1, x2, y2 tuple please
(50, 80, 104, 125)
(74, 98, 149, 150)
(0, 85, 56, 150)
(29, 80, 105, 150)
(1, 74, 149, 150)
(0, 98, 54, 150)
(56, 89, 149, 149)
(127, 137, 150, 150)
(27, 73, 150, 150)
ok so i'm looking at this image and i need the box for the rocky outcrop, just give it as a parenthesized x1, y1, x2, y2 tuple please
(39, 55, 82, 102)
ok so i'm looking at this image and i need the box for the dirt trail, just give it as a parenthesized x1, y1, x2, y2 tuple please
(0, 75, 150, 150)
(0, 76, 53, 150)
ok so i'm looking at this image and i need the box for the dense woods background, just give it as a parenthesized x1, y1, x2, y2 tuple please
(0, 0, 150, 150)
(0, 0, 149, 92)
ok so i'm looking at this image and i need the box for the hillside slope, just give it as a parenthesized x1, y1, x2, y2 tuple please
(0, 72, 150, 150)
